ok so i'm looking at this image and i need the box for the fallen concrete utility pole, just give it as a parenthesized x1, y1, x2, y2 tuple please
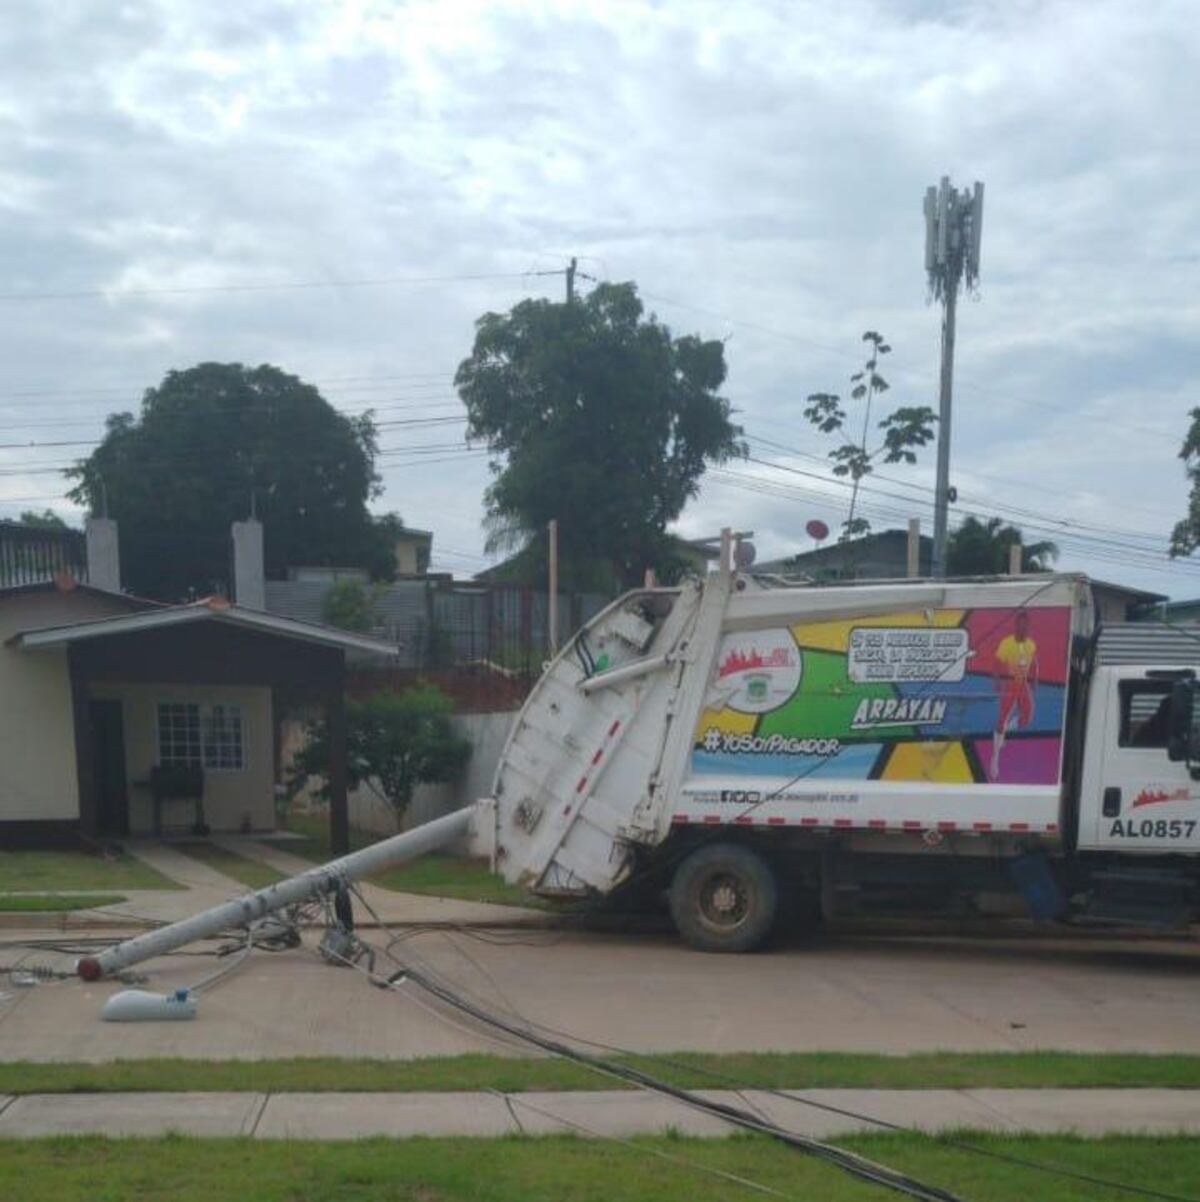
(77, 806, 475, 981)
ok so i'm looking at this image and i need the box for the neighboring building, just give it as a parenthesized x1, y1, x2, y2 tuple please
(286, 565, 370, 584)
(474, 533, 719, 590)
(1089, 579, 1168, 626)
(752, 530, 1167, 629)
(394, 527, 432, 576)
(1131, 597, 1200, 625)
(0, 519, 394, 842)
(0, 518, 90, 589)
(754, 528, 932, 580)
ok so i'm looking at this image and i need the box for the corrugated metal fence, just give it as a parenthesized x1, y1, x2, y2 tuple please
(0, 522, 87, 588)
(1095, 622, 1200, 666)
(265, 578, 611, 675)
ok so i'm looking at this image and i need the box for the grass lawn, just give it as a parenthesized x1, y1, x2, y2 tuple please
(4, 1051, 1200, 1096)
(280, 811, 531, 907)
(1, 1133, 1198, 1202)
(0, 847, 180, 893)
(173, 843, 284, 891)
(0, 893, 126, 912)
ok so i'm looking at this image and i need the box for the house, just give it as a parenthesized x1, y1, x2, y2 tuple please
(1089, 579, 1168, 625)
(0, 517, 394, 847)
(753, 530, 1166, 627)
(0, 518, 88, 588)
(754, 528, 932, 580)
(394, 526, 433, 576)
(1131, 597, 1200, 624)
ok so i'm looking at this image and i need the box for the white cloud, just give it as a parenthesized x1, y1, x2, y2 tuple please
(0, 0, 1198, 592)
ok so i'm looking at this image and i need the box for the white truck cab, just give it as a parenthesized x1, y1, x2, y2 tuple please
(1078, 665, 1200, 854)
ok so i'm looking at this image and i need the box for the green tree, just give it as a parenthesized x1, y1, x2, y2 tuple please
(18, 509, 68, 529)
(946, 515, 1058, 575)
(289, 685, 471, 829)
(1171, 408, 1200, 557)
(455, 282, 745, 588)
(66, 363, 400, 600)
(321, 578, 381, 633)
(803, 332, 937, 542)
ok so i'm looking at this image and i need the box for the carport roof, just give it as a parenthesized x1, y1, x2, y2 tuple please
(7, 595, 398, 657)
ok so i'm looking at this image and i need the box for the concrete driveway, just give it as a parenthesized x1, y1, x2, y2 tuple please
(2, 926, 1198, 1062)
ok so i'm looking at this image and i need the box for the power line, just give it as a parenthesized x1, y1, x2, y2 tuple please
(0, 413, 469, 453)
(744, 435, 1177, 546)
(637, 285, 1184, 444)
(0, 383, 461, 414)
(0, 269, 563, 304)
(350, 888, 1197, 1202)
(0, 398, 466, 434)
(0, 371, 455, 400)
(705, 468, 1200, 581)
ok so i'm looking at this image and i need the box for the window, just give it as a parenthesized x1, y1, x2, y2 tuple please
(204, 704, 244, 769)
(1118, 681, 1172, 749)
(157, 702, 244, 770)
(158, 703, 202, 767)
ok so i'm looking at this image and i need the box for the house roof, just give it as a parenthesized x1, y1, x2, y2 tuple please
(0, 577, 155, 607)
(1088, 578, 1168, 605)
(8, 595, 399, 657)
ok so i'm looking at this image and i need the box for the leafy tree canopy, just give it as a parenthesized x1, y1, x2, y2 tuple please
(1171, 407, 1200, 558)
(455, 282, 745, 588)
(67, 362, 400, 599)
(321, 578, 381, 633)
(288, 684, 470, 828)
(18, 509, 68, 529)
(946, 515, 1058, 576)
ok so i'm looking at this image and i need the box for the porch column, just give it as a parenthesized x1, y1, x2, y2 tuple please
(326, 676, 349, 856)
(68, 651, 97, 836)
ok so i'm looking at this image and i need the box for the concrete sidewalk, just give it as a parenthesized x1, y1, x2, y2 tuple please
(214, 836, 548, 929)
(1, 1088, 1198, 1140)
(7, 837, 551, 932)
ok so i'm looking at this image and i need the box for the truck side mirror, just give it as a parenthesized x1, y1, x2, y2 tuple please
(1167, 681, 1194, 762)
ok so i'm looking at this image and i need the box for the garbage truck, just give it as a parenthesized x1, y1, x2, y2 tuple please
(78, 537, 1200, 983)
(487, 539, 1200, 950)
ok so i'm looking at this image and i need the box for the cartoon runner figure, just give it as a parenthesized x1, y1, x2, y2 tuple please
(990, 609, 1038, 781)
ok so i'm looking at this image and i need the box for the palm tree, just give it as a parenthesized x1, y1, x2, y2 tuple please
(946, 516, 1058, 576)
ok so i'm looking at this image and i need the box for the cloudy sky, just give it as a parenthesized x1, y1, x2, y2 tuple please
(1, 0, 1197, 596)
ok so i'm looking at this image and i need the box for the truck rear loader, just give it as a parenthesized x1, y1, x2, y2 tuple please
(489, 544, 1200, 950)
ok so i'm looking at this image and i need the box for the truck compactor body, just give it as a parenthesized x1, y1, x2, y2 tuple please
(491, 565, 1200, 950)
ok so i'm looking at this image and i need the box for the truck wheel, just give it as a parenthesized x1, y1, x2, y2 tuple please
(669, 843, 778, 953)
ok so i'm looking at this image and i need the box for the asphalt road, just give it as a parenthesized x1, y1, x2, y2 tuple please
(2, 927, 1198, 1061)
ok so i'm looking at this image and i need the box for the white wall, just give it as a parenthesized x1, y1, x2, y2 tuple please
(91, 683, 275, 834)
(283, 709, 517, 837)
(0, 589, 132, 823)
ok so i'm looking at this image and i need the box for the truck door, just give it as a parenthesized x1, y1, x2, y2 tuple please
(1079, 668, 1200, 853)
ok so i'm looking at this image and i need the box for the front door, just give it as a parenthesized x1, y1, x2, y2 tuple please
(90, 699, 129, 836)
(1079, 668, 1200, 853)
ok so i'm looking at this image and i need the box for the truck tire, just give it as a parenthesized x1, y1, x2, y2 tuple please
(669, 843, 778, 953)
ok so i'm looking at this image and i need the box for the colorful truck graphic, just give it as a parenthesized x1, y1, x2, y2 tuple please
(693, 606, 1072, 786)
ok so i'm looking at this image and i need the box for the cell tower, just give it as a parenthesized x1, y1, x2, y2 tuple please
(924, 176, 984, 578)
